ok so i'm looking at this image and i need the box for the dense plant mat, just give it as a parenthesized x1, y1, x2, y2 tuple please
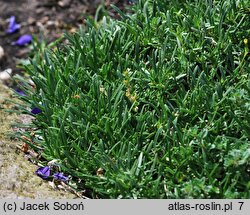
(14, 0, 250, 198)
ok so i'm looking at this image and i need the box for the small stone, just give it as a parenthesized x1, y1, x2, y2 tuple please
(27, 17, 36, 25)
(39, 16, 49, 24)
(48, 181, 56, 189)
(0, 68, 12, 81)
(58, 0, 72, 8)
(0, 46, 4, 60)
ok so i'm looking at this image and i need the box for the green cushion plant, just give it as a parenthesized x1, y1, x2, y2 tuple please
(15, 0, 249, 198)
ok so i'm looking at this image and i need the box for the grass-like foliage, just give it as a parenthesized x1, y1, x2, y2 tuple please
(15, 0, 249, 198)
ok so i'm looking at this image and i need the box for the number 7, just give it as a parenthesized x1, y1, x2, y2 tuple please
(238, 202, 244, 210)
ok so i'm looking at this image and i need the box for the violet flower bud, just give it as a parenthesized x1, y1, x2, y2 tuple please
(15, 88, 26, 96)
(14, 34, 32, 46)
(6, 16, 20, 34)
(35, 166, 51, 179)
(53, 172, 69, 182)
(31, 107, 42, 114)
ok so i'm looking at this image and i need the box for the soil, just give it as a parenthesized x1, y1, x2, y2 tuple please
(0, 0, 130, 83)
(0, 0, 131, 198)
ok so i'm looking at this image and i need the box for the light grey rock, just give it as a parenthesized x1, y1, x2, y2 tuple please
(0, 46, 4, 60)
(0, 68, 12, 81)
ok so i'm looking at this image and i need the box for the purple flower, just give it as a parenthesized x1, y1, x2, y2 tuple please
(14, 34, 32, 46)
(35, 166, 50, 179)
(53, 172, 69, 182)
(15, 88, 26, 96)
(31, 107, 42, 114)
(6, 16, 20, 34)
